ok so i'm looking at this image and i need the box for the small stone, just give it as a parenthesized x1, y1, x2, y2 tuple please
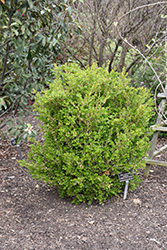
(133, 198, 142, 206)
(88, 220, 95, 224)
(82, 237, 87, 242)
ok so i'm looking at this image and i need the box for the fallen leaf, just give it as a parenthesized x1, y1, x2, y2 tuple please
(82, 237, 88, 242)
(133, 198, 142, 206)
(88, 220, 95, 224)
(103, 170, 111, 176)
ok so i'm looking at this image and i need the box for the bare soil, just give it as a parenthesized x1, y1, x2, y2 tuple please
(0, 115, 167, 250)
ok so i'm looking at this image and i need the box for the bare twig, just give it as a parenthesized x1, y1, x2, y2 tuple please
(0, 39, 10, 48)
(0, 122, 7, 129)
(66, 48, 86, 68)
(0, 168, 8, 171)
(116, 1, 167, 99)
(118, 31, 167, 98)
(125, 56, 141, 73)
(118, 1, 167, 24)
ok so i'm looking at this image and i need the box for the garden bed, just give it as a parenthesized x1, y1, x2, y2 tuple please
(0, 115, 167, 250)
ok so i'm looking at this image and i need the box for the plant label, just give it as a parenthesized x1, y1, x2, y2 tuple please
(118, 172, 133, 199)
(10, 138, 16, 147)
(17, 145, 23, 160)
(118, 172, 133, 182)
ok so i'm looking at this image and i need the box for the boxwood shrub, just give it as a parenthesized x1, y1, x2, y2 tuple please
(19, 63, 153, 204)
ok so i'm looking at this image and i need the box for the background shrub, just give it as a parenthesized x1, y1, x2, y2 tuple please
(19, 63, 153, 204)
(130, 46, 166, 134)
(0, 0, 76, 142)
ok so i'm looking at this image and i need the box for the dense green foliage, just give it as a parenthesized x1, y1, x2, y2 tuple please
(20, 63, 153, 204)
(0, 0, 76, 142)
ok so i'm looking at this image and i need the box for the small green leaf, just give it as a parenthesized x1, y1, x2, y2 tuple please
(21, 25, 26, 34)
(27, 0, 34, 9)
(17, 46, 24, 54)
(0, 5, 2, 15)
(67, 6, 72, 15)
(12, 17, 22, 25)
(73, 0, 84, 3)
(42, 37, 46, 46)
(37, 18, 41, 27)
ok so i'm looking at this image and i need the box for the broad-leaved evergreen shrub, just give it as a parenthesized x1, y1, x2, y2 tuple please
(19, 63, 153, 204)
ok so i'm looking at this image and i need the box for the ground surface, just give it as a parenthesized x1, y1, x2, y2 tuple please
(0, 115, 167, 250)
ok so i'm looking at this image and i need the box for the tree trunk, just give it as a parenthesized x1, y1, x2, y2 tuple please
(108, 39, 121, 73)
(117, 44, 128, 72)
(98, 33, 107, 67)
(88, 19, 96, 67)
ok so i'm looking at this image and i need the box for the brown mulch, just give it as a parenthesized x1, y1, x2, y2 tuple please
(0, 115, 167, 250)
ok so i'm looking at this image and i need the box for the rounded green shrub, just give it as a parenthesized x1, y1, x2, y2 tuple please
(19, 63, 153, 204)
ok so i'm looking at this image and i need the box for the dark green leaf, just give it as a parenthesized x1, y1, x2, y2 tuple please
(0, 5, 2, 15)
(27, 51, 32, 61)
